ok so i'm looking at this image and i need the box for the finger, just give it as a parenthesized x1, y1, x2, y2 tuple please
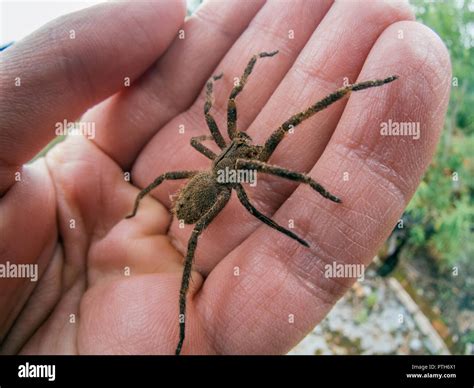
(198, 21, 451, 354)
(247, 0, 414, 206)
(0, 0, 185, 194)
(132, 0, 334, 271)
(149, 0, 413, 275)
(85, 0, 266, 169)
(133, 0, 334, 197)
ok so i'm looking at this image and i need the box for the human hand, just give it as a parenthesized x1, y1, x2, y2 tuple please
(0, 0, 450, 354)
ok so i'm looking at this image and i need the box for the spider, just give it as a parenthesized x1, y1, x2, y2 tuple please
(125, 50, 397, 355)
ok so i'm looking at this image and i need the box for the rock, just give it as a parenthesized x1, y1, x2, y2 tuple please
(410, 338, 422, 352)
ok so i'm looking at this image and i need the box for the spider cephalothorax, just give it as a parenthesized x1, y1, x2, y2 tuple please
(126, 50, 397, 355)
(173, 136, 257, 222)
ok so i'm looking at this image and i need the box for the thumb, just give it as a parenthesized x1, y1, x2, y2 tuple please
(0, 0, 185, 194)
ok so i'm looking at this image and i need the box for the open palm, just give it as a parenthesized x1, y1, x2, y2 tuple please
(0, 0, 450, 355)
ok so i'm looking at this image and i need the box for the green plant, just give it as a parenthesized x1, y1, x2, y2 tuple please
(401, 0, 474, 268)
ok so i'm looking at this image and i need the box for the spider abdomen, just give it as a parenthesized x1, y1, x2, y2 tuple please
(172, 172, 221, 224)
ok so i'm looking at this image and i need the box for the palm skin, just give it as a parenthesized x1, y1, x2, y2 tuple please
(0, 0, 451, 355)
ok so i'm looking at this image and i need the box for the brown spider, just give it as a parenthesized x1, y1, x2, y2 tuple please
(125, 50, 397, 355)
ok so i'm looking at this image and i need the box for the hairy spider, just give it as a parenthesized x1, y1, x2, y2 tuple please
(125, 50, 397, 355)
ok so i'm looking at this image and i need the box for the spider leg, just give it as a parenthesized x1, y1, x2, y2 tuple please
(176, 188, 232, 355)
(125, 171, 198, 219)
(235, 184, 309, 247)
(259, 76, 398, 161)
(236, 159, 341, 203)
(190, 135, 217, 160)
(205, 73, 227, 149)
(227, 50, 279, 140)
